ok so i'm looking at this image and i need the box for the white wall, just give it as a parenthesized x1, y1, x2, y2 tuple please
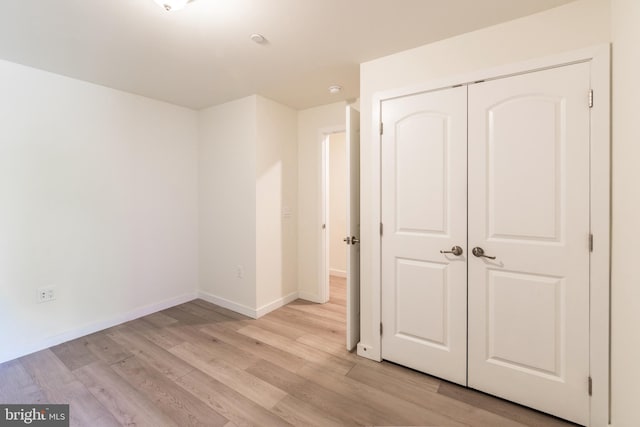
(199, 95, 298, 317)
(199, 96, 257, 312)
(256, 96, 298, 311)
(0, 59, 199, 364)
(358, 0, 611, 358)
(611, 1, 640, 425)
(297, 102, 346, 302)
(329, 132, 347, 276)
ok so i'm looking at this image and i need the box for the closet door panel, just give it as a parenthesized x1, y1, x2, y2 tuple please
(381, 86, 467, 385)
(467, 62, 591, 425)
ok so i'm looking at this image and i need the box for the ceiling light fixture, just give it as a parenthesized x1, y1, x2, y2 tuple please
(154, 0, 189, 12)
(328, 85, 343, 94)
(250, 34, 267, 44)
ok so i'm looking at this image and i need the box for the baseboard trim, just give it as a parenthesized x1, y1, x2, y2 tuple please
(0, 291, 198, 365)
(197, 291, 258, 319)
(197, 290, 299, 319)
(256, 291, 299, 318)
(329, 269, 347, 278)
(298, 291, 326, 304)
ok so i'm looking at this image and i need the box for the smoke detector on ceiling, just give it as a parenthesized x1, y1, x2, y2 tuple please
(250, 34, 268, 44)
(154, 0, 189, 12)
(328, 85, 343, 94)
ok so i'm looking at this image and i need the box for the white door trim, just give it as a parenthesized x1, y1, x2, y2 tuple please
(364, 44, 610, 426)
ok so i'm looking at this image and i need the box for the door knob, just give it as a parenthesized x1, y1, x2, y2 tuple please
(440, 246, 463, 256)
(343, 236, 351, 245)
(472, 247, 496, 260)
(351, 236, 360, 245)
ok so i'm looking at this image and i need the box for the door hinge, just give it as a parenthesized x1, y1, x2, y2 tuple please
(589, 89, 594, 108)
(589, 233, 594, 252)
(380, 322, 383, 335)
(380, 222, 384, 236)
(380, 122, 384, 135)
(588, 376, 593, 396)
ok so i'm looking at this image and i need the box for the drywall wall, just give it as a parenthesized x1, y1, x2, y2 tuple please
(611, 1, 640, 425)
(329, 132, 347, 276)
(297, 102, 346, 302)
(256, 96, 298, 312)
(358, 0, 611, 358)
(199, 95, 298, 317)
(198, 96, 257, 313)
(0, 59, 199, 364)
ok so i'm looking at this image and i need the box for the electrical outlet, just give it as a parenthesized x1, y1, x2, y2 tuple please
(236, 265, 244, 279)
(37, 287, 56, 303)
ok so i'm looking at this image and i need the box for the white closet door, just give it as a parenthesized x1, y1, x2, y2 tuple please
(468, 63, 591, 425)
(381, 86, 467, 385)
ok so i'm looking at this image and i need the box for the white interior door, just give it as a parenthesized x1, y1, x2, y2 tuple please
(381, 86, 468, 385)
(346, 106, 360, 351)
(467, 63, 591, 425)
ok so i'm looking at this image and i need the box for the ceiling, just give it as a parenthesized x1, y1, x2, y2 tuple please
(0, 0, 575, 110)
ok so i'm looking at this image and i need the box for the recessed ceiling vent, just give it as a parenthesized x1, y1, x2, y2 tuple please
(154, 0, 189, 12)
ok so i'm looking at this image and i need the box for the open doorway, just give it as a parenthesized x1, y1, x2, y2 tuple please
(320, 104, 360, 351)
(326, 132, 348, 295)
(323, 132, 350, 348)
(320, 131, 347, 309)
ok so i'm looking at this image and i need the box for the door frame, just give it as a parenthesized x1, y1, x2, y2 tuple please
(367, 44, 610, 426)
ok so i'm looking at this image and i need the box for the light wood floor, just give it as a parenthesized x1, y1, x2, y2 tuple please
(0, 276, 578, 426)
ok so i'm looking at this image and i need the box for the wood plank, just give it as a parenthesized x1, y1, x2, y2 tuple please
(348, 361, 441, 393)
(0, 359, 47, 404)
(58, 380, 123, 427)
(125, 318, 186, 348)
(175, 302, 250, 331)
(168, 342, 287, 410)
(296, 362, 467, 427)
(271, 395, 348, 427)
(50, 338, 98, 371)
(272, 305, 345, 332)
(356, 358, 442, 391)
(261, 311, 343, 343)
(174, 369, 293, 427)
(286, 301, 345, 322)
(75, 360, 179, 427)
(198, 324, 306, 373)
(169, 326, 259, 370)
(190, 299, 252, 322)
(265, 307, 346, 344)
(111, 356, 228, 427)
(329, 296, 346, 305)
(84, 331, 134, 365)
(237, 325, 355, 375)
(20, 350, 121, 427)
(251, 315, 308, 340)
(106, 326, 194, 380)
(438, 381, 578, 427)
(20, 350, 77, 388)
(161, 306, 211, 325)
(310, 301, 346, 314)
(347, 363, 527, 427)
(141, 311, 180, 328)
(246, 359, 397, 426)
(296, 333, 358, 362)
